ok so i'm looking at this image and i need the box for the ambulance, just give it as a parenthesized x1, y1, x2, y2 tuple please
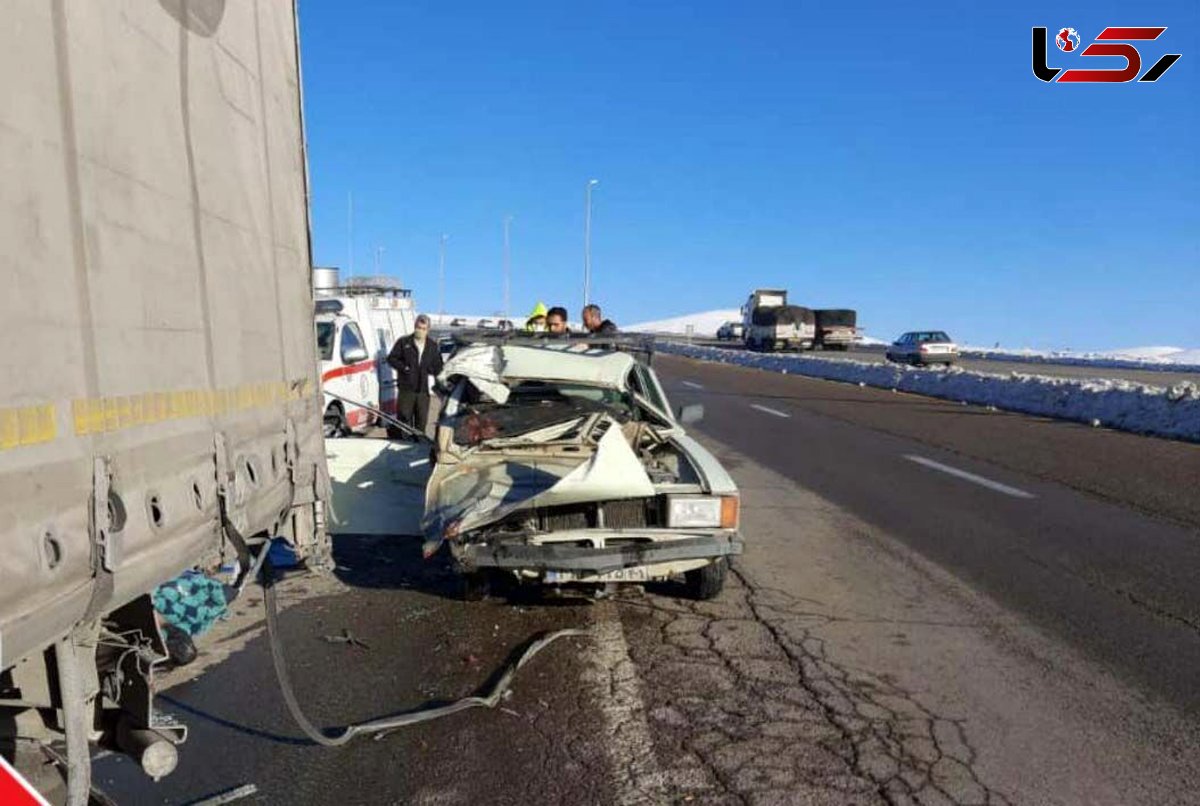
(314, 268, 417, 435)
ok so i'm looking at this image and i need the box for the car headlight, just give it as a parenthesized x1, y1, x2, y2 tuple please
(666, 496, 740, 528)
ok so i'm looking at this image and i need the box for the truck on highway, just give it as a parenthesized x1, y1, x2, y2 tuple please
(813, 309, 858, 351)
(1, 2, 328, 799)
(314, 269, 417, 437)
(741, 289, 816, 351)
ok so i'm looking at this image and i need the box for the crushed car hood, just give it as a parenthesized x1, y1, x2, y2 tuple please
(423, 418, 655, 540)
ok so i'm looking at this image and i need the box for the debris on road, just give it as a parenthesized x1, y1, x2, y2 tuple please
(185, 782, 259, 805)
(321, 629, 371, 650)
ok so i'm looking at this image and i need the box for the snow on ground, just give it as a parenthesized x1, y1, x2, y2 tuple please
(627, 309, 741, 337)
(1101, 346, 1190, 362)
(657, 342, 1200, 444)
(960, 345, 1200, 374)
(1095, 346, 1200, 365)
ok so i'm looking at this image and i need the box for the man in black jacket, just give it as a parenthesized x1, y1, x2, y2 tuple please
(386, 314, 443, 438)
(582, 304, 618, 335)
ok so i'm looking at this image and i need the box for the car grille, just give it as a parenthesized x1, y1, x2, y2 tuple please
(534, 498, 662, 531)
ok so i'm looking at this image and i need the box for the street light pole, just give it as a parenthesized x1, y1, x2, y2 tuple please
(584, 179, 599, 307)
(438, 234, 448, 318)
(347, 191, 354, 278)
(503, 215, 513, 321)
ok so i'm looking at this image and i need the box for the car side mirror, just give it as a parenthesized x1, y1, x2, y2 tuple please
(343, 346, 369, 363)
(677, 403, 704, 425)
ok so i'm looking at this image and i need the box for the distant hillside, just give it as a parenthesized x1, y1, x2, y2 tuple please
(627, 309, 740, 337)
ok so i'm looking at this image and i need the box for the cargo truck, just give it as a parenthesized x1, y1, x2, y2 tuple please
(741, 289, 816, 351)
(0, 2, 328, 799)
(813, 309, 858, 350)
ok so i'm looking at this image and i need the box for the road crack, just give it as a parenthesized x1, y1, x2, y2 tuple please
(614, 566, 1012, 805)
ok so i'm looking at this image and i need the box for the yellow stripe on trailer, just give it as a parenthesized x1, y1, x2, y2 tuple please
(0, 404, 58, 451)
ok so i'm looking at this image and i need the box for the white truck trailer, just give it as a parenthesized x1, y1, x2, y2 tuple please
(0, 2, 327, 799)
(740, 289, 816, 351)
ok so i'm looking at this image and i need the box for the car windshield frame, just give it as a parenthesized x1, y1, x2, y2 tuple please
(444, 379, 633, 448)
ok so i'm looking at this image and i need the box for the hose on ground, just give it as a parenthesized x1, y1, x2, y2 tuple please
(261, 554, 588, 747)
(55, 634, 91, 806)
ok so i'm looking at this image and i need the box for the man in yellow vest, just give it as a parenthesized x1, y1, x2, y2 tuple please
(524, 301, 548, 332)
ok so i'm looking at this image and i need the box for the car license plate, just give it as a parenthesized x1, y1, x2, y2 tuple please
(592, 567, 650, 583)
(544, 567, 650, 584)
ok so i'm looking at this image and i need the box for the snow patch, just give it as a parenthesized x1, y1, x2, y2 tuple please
(658, 342, 1200, 443)
(961, 345, 1200, 375)
(628, 309, 741, 337)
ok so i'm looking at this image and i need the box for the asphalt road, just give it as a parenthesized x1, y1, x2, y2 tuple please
(655, 354, 1200, 710)
(684, 339, 1200, 386)
(94, 355, 1200, 805)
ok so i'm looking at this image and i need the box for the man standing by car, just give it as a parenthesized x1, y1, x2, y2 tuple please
(386, 314, 443, 438)
(582, 304, 618, 335)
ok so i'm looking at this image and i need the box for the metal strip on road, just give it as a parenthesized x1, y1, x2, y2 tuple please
(903, 455, 1035, 499)
(681, 381, 705, 390)
(749, 403, 790, 418)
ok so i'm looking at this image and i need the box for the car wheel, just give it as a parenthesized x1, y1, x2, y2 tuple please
(323, 404, 346, 438)
(684, 558, 727, 600)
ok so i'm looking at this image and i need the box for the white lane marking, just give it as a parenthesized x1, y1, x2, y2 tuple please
(903, 454, 1035, 499)
(750, 403, 790, 418)
(582, 603, 672, 804)
(681, 380, 705, 390)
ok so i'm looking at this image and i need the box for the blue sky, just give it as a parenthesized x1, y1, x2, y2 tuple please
(298, 1, 1198, 350)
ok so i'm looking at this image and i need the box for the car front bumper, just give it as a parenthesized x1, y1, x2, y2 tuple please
(455, 529, 743, 578)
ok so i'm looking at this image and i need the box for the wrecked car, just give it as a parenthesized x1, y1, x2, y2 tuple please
(422, 337, 742, 599)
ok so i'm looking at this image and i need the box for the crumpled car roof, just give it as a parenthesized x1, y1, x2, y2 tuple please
(440, 343, 637, 391)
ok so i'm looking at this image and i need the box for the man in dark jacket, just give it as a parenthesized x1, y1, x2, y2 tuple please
(582, 304, 618, 335)
(386, 314, 443, 438)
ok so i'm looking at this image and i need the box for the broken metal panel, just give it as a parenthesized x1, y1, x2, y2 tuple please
(440, 344, 637, 391)
(669, 434, 739, 496)
(424, 418, 657, 538)
(538, 423, 656, 503)
(325, 438, 431, 536)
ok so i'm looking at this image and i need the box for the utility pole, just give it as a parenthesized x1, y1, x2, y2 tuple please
(347, 191, 354, 278)
(438, 234, 448, 318)
(584, 179, 599, 307)
(503, 215, 513, 321)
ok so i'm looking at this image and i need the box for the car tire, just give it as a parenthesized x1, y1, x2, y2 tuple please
(684, 558, 727, 600)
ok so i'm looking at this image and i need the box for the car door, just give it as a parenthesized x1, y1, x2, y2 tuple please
(338, 321, 377, 431)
